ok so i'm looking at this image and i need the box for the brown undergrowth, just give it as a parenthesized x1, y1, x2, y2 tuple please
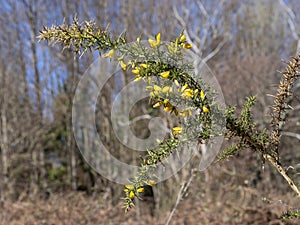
(1, 184, 299, 225)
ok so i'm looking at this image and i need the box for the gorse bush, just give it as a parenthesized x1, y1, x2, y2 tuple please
(39, 18, 300, 215)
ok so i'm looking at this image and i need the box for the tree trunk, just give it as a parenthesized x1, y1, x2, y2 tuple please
(0, 71, 9, 205)
(25, 0, 48, 193)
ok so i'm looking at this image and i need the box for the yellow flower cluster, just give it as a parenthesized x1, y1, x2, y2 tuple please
(152, 98, 178, 116)
(124, 179, 156, 200)
(124, 184, 145, 199)
(106, 32, 213, 212)
(148, 78, 210, 118)
(179, 83, 198, 99)
(177, 83, 210, 113)
(131, 64, 171, 82)
(130, 63, 152, 82)
(167, 33, 193, 53)
(179, 34, 193, 49)
(149, 83, 179, 116)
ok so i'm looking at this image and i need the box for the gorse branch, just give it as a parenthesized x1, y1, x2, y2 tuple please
(39, 18, 300, 214)
(38, 17, 126, 54)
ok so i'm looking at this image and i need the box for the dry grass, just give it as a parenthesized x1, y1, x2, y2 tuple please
(1, 186, 299, 225)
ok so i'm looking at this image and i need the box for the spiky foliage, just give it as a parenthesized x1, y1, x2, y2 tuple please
(270, 56, 300, 157)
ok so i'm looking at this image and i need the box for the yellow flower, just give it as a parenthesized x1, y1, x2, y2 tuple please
(160, 71, 170, 79)
(180, 83, 188, 92)
(125, 184, 134, 190)
(182, 43, 192, 49)
(129, 191, 135, 199)
(156, 33, 161, 42)
(180, 34, 186, 43)
(200, 90, 205, 99)
(162, 86, 171, 93)
(134, 76, 142, 82)
(132, 68, 140, 75)
(137, 187, 144, 193)
(148, 39, 156, 48)
(202, 106, 210, 113)
(164, 105, 173, 112)
(103, 49, 115, 58)
(148, 33, 161, 47)
(183, 89, 194, 98)
(153, 85, 162, 92)
(147, 180, 156, 186)
(172, 126, 182, 135)
(153, 102, 162, 108)
(147, 77, 152, 83)
(120, 61, 127, 70)
(140, 63, 149, 68)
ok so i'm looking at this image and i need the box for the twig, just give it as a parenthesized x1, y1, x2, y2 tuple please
(281, 131, 300, 141)
(165, 169, 197, 225)
(264, 154, 300, 196)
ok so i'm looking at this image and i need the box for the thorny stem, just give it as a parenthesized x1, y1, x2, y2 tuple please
(227, 117, 300, 196)
(268, 55, 300, 195)
(265, 154, 300, 196)
(226, 55, 300, 198)
(270, 55, 300, 156)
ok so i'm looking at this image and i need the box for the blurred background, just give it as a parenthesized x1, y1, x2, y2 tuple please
(1, 0, 300, 224)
